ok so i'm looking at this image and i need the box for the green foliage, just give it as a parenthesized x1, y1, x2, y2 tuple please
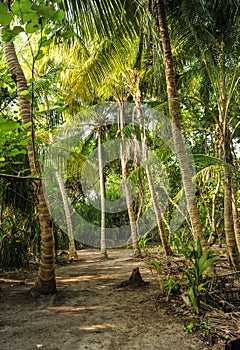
(162, 274, 179, 298)
(1, 0, 66, 43)
(183, 237, 216, 314)
(0, 3, 13, 26)
(148, 259, 163, 276)
(138, 234, 151, 251)
(0, 118, 19, 136)
(184, 322, 194, 334)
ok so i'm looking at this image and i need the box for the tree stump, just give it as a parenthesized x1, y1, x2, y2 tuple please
(117, 267, 149, 288)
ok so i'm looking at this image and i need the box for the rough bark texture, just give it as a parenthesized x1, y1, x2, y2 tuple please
(2, 40, 56, 296)
(154, 0, 207, 250)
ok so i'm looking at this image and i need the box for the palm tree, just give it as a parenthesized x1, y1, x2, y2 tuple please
(1, 0, 144, 295)
(118, 103, 142, 257)
(131, 77, 172, 256)
(150, 0, 208, 253)
(1, 40, 57, 296)
(171, 0, 240, 268)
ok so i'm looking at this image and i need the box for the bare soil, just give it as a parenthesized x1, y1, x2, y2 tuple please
(0, 248, 232, 350)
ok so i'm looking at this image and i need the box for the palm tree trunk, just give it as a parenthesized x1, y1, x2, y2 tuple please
(2, 40, 56, 296)
(154, 0, 207, 250)
(218, 46, 240, 269)
(119, 104, 141, 257)
(224, 169, 240, 269)
(134, 94, 172, 256)
(54, 163, 78, 260)
(97, 128, 108, 258)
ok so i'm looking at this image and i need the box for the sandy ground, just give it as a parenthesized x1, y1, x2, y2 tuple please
(0, 248, 216, 350)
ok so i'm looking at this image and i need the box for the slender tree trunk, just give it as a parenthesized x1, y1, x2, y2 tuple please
(119, 104, 142, 257)
(49, 134, 77, 260)
(2, 40, 56, 296)
(224, 169, 240, 269)
(218, 45, 240, 269)
(154, 0, 207, 250)
(134, 93, 172, 256)
(97, 128, 108, 258)
(54, 162, 78, 260)
(231, 181, 240, 253)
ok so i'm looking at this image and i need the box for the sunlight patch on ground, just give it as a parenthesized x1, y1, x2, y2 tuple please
(0, 278, 33, 284)
(79, 323, 119, 331)
(34, 305, 111, 316)
(49, 305, 110, 311)
(57, 273, 122, 283)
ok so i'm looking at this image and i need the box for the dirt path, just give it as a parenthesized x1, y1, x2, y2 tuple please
(0, 248, 209, 350)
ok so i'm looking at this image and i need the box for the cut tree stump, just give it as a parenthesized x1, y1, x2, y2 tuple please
(117, 267, 149, 288)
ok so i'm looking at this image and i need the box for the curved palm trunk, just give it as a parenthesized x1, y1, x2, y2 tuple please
(2, 40, 56, 296)
(154, 0, 207, 251)
(97, 127, 108, 258)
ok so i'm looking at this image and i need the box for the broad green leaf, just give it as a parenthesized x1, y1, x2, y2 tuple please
(19, 0, 34, 13)
(0, 119, 19, 135)
(8, 148, 26, 157)
(36, 4, 54, 18)
(0, 12, 13, 25)
(25, 20, 40, 33)
(1, 26, 24, 42)
(0, 2, 8, 13)
(51, 9, 64, 22)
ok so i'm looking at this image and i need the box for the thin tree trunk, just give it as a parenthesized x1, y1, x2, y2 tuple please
(224, 170, 240, 269)
(218, 45, 240, 269)
(97, 128, 108, 258)
(134, 93, 172, 256)
(154, 0, 207, 250)
(231, 181, 240, 253)
(119, 104, 142, 258)
(54, 161, 78, 260)
(2, 39, 56, 296)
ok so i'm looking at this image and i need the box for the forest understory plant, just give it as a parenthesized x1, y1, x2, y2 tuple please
(149, 237, 216, 314)
(182, 237, 216, 314)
